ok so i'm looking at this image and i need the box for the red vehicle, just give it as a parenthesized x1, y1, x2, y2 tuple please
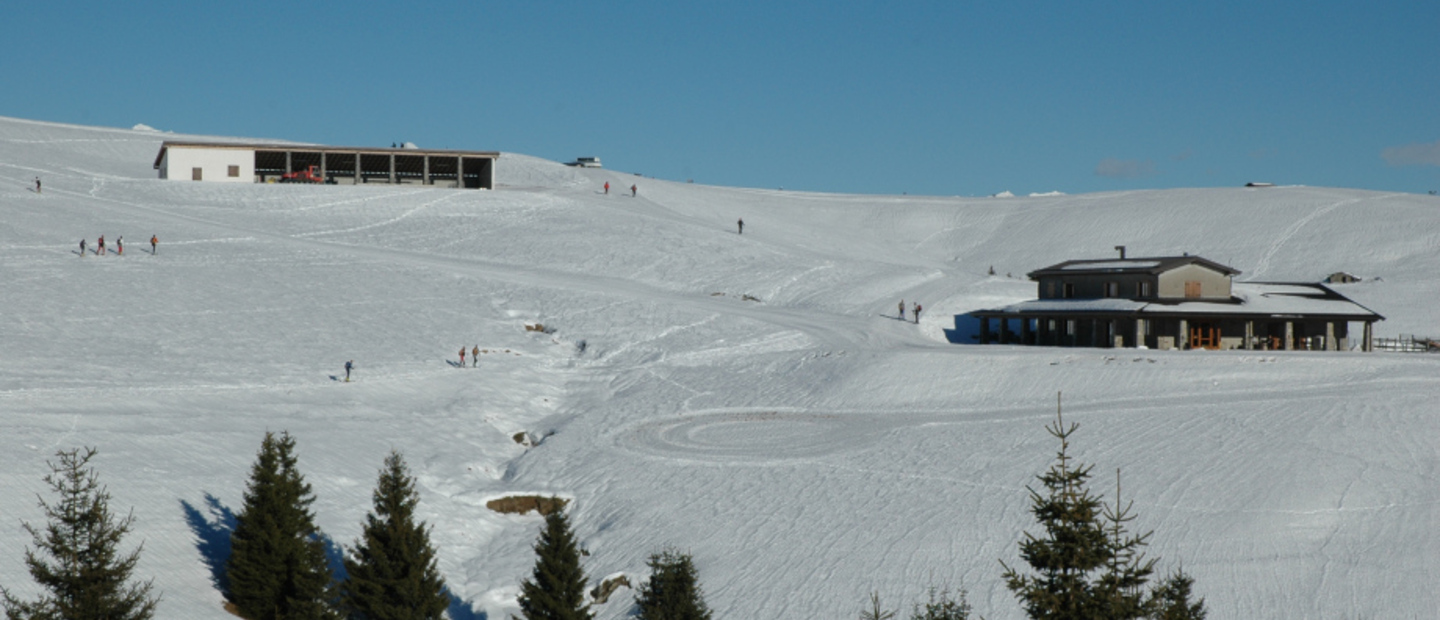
(280, 165, 326, 184)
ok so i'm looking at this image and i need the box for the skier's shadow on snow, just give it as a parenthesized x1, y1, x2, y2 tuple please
(445, 360, 465, 368)
(181, 494, 353, 599)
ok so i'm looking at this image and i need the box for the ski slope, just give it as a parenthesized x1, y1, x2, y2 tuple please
(1, 116, 1437, 619)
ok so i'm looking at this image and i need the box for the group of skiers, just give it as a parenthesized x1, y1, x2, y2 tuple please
(899, 299, 921, 324)
(602, 181, 637, 197)
(459, 345, 480, 367)
(80, 234, 157, 256)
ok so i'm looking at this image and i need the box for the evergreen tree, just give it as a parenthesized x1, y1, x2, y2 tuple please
(1096, 470, 1156, 619)
(634, 550, 711, 620)
(1147, 569, 1206, 620)
(858, 592, 895, 620)
(1002, 394, 1205, 620)
(516, 510, 591, 620)
(1001, 395, 1113, 619)
(340, 451, 449, 620)
(908, 586, 971, 620)
(1, 447, 159, 620)
(226, 431, 338, 620)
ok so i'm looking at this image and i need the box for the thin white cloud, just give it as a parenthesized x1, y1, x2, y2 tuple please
(1094, 158, 1156, 179)
(1381, 140, 1440, 167)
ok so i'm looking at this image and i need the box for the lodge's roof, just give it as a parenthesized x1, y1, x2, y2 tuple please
(1027, 256, 1241, 280)
(982, 282, 1383, 321)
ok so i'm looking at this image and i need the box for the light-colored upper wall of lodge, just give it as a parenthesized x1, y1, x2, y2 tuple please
(1157, 263, 1232, 299)
(1038, 273, 1156, 300)
(1035, 262, 1234, 301)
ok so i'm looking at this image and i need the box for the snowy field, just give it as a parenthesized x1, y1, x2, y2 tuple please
(1, 115, 1437, 619)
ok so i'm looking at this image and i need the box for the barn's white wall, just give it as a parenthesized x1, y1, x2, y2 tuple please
(160, 148, 254, 183)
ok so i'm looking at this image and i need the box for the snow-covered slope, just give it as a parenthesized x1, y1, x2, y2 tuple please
(1, 116, 1436, 619)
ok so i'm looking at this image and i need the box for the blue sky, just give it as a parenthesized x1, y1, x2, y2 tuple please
(6, 1, 1439, 196)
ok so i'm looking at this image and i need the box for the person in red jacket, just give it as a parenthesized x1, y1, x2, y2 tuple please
(630, 184, 637, 197)
(150, 235, 158, 254)
(459, 347, 466, 367)
(604, 181, 609, 195)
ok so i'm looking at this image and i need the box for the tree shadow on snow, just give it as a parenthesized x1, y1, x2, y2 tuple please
(447, 591, 487, 620)
(183, 494, 350, 598)
(180, 494, 236, 594)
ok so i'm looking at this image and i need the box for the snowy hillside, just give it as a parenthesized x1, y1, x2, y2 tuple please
(1, 115, 1437, 619)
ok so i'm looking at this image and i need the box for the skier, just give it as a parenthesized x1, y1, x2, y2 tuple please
(471, 345, 479, 367)
(116, 236, 123, 256)
(459, 347, 466, 367)
(150, 235, 158, 254)
(913, 302, 922, 324)
(97, 235, 105, 256)
(35, 177, 41, 194)
(630, 184, 637, 197)
(604, 181, 609, 195)
(344, 360, 353, 382)
(79, 239, 86, 256)
(738, 218, 744, 235)
(898, 300, 905, 321)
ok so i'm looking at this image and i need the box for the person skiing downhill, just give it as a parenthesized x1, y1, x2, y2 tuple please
(471, 345, 479, 367)
(35, 177, 41, 194)
(630, 184, 637, 197)
(459, 347, 466, 367)
(738, 218, 744, 235)
(150, 235, 157, 254)
(604, 181, 609, 195)
(97, 235, 105, 256)
(79, 239, 86, 256)
(344, 360, 353, 382)
(116, 236, 123, 255)
(913, 302, 922, 324)
(898, 300, 905, 321)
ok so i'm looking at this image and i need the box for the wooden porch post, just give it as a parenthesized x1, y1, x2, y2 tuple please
(1244, 320, 1254, 350)
(1363, 321, 1373, 352)
(1284, 321, 1294, 351)
(1021, 316, 1032, 345)
(1325, 322, 1336, 351)
(1178, 319, 1189, 350)
(1134, 318, 1145, 349)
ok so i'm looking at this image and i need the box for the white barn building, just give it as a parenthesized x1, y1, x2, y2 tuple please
(153, 141, 499, 189)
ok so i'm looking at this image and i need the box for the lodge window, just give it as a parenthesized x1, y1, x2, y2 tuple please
(228, 165, 240, 178)
(1104, 282, 1119, 298)
(1063, 283, 1075, 298)
(1136, 281, 1152, 297)
(192, 167, 202, 181)
(1185, 281, 1202, 298)
(1047, 282, 1056, 298)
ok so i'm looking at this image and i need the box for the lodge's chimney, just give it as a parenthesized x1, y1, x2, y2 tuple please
(1115, 245, 1126, 259)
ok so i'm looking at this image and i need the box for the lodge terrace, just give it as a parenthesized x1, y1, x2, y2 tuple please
(153, 142, 499, 189)
(971, 254, 1384, 352)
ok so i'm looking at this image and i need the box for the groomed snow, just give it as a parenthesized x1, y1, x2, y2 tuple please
(1, 116, 1437, 619)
